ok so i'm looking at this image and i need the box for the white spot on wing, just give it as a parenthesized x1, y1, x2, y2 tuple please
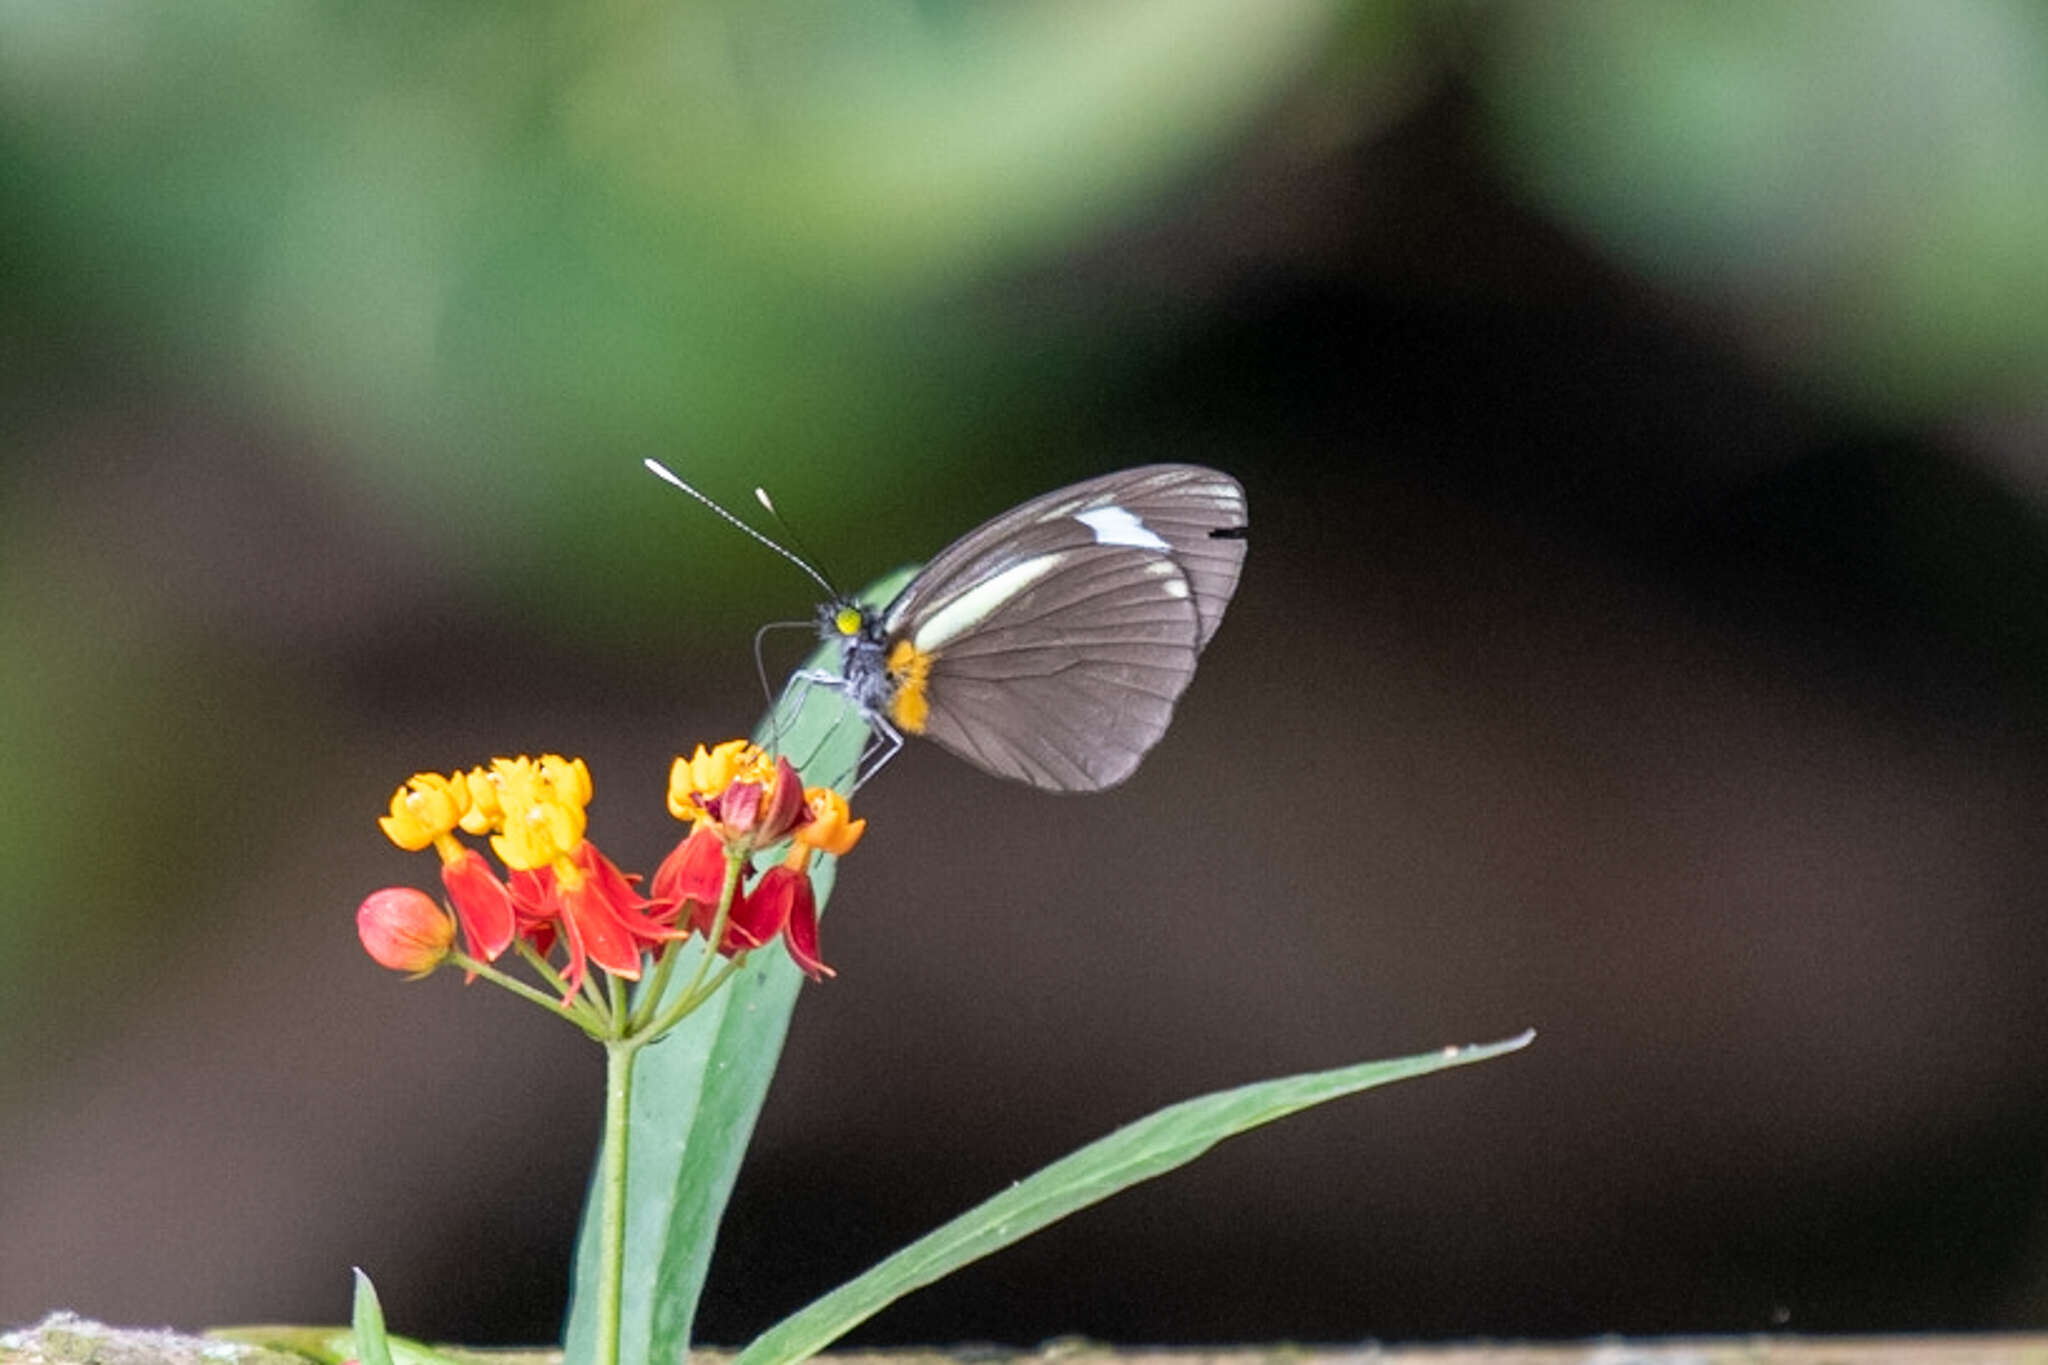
(1076, 505, 1170, 551)
(913, 553, 1069, 652)
(1139, 558, 1190, 595)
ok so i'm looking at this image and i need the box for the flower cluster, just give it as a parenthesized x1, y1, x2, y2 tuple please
(652, 741, 865, 979)
(357, 745, 863, 1014)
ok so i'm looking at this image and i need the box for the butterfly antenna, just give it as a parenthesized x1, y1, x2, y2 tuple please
(643, 458, 837, 599)
(753, 487, 844, 601)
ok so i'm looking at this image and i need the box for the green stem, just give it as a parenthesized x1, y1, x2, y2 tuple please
(594, 1036, 638, 1365)
(670, 853, 746, 1012)
(449, 952, 607, 1039)
(515, 940, 592, 1017)
(680, 952, 748, 1014)
(629, 932, 685, 1034)
(580, 970, 615, 1027)
(608, 971, 630, 1035)
(645, 948, 748, 1039)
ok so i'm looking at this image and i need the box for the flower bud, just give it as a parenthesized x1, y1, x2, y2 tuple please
(357, 887, 456, 976)
(711, 756, 809, 849)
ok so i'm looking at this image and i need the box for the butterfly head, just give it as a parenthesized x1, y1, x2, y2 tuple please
(814, 598, 896, 720)
(826, 602, 866, 641)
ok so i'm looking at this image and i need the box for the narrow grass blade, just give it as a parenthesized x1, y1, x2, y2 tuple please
(734, 1031, 1536, 1365)
(563, 569, 915, 1365)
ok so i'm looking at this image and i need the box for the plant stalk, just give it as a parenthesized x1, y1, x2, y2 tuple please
(595, 1035, 637, 1365)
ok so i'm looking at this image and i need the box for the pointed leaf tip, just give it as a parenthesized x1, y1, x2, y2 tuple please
(732, 1032, 1536, 1365)
(350, 1270, 395, 1365)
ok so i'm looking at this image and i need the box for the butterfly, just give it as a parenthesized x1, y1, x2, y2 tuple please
(647, 461, 1247, 792)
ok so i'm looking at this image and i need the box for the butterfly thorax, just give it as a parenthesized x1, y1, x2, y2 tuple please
(821, 599, 931, 735)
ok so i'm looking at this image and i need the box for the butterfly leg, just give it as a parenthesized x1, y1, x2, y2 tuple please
(850, 715, 902, 794)
(762, 670, 820, 756)
(765, 667, 898, 791)
(773, 667, 863, 777)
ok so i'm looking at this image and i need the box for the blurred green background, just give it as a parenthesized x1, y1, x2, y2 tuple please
(6, 0, 2048, 1347)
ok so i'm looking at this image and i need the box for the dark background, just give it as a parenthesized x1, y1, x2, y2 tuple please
(6, 1, 2048, 1348)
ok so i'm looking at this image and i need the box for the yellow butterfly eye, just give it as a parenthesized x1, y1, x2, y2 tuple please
(834, 606, 863, 637)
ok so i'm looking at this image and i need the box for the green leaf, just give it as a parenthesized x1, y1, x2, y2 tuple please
(563, 569, 916, 1365)
(734, 1031, 1537, 1365)
(349, 1270, 395, 1365)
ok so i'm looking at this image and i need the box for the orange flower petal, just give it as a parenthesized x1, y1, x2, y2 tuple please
(796, 787, 865, 857)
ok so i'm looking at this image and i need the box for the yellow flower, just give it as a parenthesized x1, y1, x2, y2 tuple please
(458, 766, 501, 835)
(794, 787, 866, 857)
(378, 772, 471, 852)
(541, 752, 592, 807)
(481, 755, 592, 873)
(667, 740, 770, 824)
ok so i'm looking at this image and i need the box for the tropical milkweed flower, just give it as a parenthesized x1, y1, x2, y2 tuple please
(653, 745, 864, 980)
(360, 744, 863, 1008)
(749, 787, 867, 979)
(665, 742, 811, 853)
(368, 755, 686, 1004)
(475, 755, 685, 1001)
(377, 770, 516, 964)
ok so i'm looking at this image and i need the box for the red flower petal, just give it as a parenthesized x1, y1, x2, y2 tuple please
(570, 843, 687, 953)
(550, 866, 646, 987)
(755, 757, 813, 844)
(714, 872, 779, 953)
(578, 842, 651, 909)
(651, 826, 728, 915)
(557, 877, 645, 982)
(506, 867, 555, 927)
(496, 867, 559, 972)
(716, 779, 762, 834)
(551, 893, 592, 1004)
(440, 848, 515, 962)
(524, 919, 559, 959)
(750, 864, 832, 980)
